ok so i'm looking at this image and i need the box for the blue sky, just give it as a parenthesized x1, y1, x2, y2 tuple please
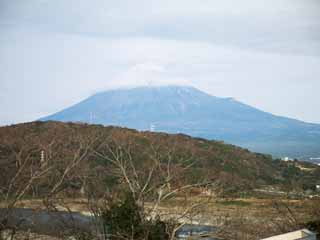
(0, 0, 320, 125)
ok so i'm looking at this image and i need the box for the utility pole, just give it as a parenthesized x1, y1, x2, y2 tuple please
(89, 112, 93, 124)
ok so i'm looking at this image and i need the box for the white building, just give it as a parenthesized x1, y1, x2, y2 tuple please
(282, 157, 293, 162)
(261, 229, 316, 240)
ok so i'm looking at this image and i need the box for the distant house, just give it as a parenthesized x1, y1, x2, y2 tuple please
(261, 229, 316, 240)
(282, 157, 294, 162)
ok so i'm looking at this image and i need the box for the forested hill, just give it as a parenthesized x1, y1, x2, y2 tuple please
(1, 121, 319, 196)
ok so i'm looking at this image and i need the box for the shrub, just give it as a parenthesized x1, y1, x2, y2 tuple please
(101, 194, 169, 240)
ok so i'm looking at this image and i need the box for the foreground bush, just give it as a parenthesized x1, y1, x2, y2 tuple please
(101, 194, 170, 240)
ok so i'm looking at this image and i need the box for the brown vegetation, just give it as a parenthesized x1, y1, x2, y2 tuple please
(0, 121, 319, 240)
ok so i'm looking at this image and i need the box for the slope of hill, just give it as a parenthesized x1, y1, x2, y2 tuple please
(40, 86, 320, 159)
(1, 121, 319, 196)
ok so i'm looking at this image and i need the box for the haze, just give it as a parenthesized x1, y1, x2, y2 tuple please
(1, 0, 320, 125)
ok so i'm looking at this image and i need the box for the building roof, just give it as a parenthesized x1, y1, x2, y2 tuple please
(261, 229, 316, 240)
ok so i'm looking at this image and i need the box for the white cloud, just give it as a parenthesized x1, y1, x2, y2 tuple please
(109, 62, 191, 89)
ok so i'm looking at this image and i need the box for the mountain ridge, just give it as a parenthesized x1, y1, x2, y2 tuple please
(40, 85, 320, 159)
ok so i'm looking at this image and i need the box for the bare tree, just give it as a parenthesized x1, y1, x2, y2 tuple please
(0, 143, 52, 240)
(0, 131, 100, 239)
(92, 138, 214, 240)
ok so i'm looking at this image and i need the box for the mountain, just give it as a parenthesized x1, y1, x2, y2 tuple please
(40, 86, 320, 159)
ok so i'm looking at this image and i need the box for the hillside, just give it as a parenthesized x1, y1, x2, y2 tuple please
(40, 86, 320, 160)
(1, 121, 319, 197)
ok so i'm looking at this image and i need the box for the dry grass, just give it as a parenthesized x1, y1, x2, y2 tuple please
(1, 196, 317, 240)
